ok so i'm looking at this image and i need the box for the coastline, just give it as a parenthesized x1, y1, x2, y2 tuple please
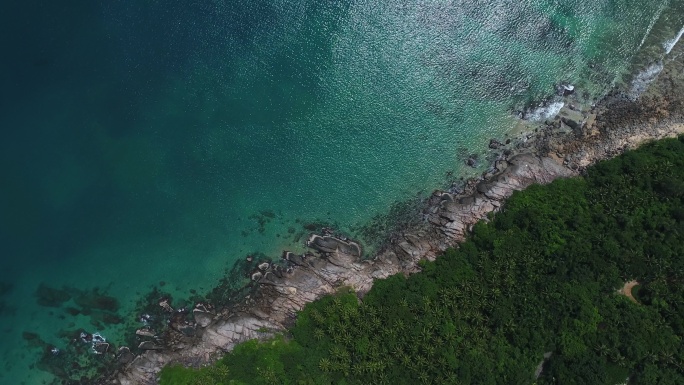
(104, 47, 684, 385)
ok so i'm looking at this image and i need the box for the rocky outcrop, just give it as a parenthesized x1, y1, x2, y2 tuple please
(113, 55, 684, 385)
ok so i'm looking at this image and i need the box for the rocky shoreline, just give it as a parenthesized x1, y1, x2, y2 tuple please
(107, 53, 684, 385)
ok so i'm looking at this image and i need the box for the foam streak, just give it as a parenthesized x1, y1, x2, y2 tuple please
(664, 26, 684, 54)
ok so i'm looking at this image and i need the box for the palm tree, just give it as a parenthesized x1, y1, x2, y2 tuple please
(419, 370, 430, 385)
(384, 326, 397, 339)
(444, 329, 456, 343)
(394, 319, 406, 331)
(424, 344, 436, 358)
(375, 372, 389, 385)
(660, 351, 675, 365)
(342, 331, 353, 346)
(352, 362, 364, 376)
(330, 345, 346, 360)
(594, 343, 609, 357)
(672, 359, 684, 373)
(319, 358, 332, 372)
(371, 315, 381, 329)
(504, 319, 517, 333)
(416, 354, 428, 369)
(309, 309, 324, 324)
(610, 351, 627, 368)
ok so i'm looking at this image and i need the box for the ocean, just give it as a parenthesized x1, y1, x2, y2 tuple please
(1, 0, 683, 383)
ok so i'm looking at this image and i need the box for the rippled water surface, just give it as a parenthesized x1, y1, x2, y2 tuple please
(1, 0, 683, 382)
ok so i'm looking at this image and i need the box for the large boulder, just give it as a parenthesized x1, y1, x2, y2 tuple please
(306, 235, 362, 258)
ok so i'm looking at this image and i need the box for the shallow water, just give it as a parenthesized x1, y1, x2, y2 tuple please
(1, 0, 683, 383)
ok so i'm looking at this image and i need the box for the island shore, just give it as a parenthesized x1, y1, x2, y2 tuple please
(108, 52, 684, 385)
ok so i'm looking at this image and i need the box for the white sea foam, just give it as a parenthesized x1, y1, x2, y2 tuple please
(525, 101, 564, 121)
(664, 26, 684, 54)
(629, 62, 664, 100)
(637, 3, 667, 52)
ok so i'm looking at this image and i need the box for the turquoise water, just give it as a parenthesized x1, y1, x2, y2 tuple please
(1, 0, 683, 383)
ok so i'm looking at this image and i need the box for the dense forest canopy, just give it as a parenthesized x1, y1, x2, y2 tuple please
(161, 136, 684, 385)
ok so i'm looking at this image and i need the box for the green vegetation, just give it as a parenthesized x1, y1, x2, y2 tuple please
(161, 136, 684, 385)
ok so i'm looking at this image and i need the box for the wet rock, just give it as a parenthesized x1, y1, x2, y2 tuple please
(282, 251, 294, 261)
(138, 341, 163, 350)
(158, 298, 173, 313)
(289, 253, 307, 266)
(272, 266, 284, 278)
(193, 308, 213, 328)
(251, 272, 263, 281)
(179, 325, 196, 337)
(466, 155, 477, 167)
(495, 159, 508, 172)
(136, 328, 155, 338)
(93, 342, 110, 355)
(306, 234, 362, 257)
(558, 83, 575, 96)
(258, 262, 270, 271)
(117, 346, 135, 364)
(561, 117, 581, 131)
(488, 139, 503, 149)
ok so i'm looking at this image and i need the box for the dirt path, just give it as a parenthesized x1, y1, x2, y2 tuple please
(618, 280, 640, 304)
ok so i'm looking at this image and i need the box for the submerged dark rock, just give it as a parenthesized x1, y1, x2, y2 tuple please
(35, 284, 71, 307)
(466, 155, 477, 167)
(74, 289, 120, 312)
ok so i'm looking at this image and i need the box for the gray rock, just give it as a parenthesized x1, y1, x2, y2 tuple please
(138, 341, 163, 350)
(561, 84, 575, 96)
(179, 325, 196, 337)
(258, 262, 270, 271)
(306, 235, 362, 258)
(193, 309, 214, 328)
(135, 328, 155, 338)
(93, 342, 110, 354)
(561, 117, 581, 131)
(117, 347, 135, 364)
(488, 139, 502, 149)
